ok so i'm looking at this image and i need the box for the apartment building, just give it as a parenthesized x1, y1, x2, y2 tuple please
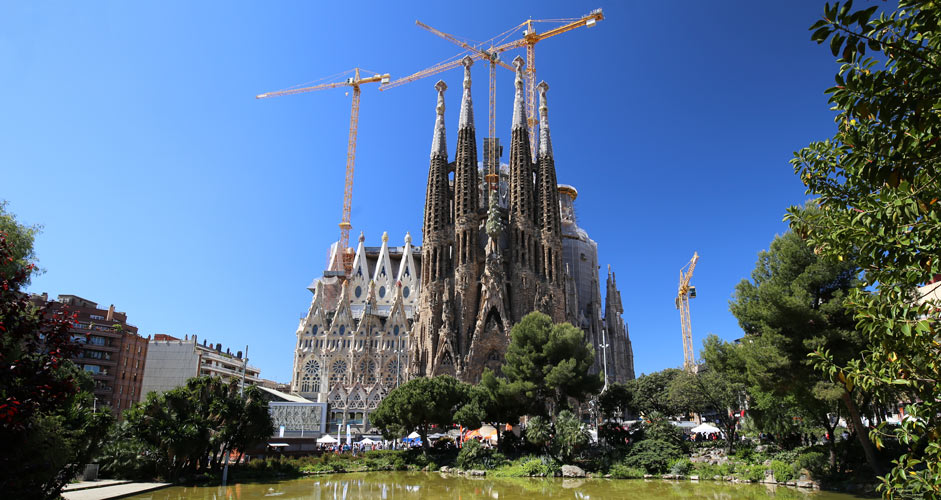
(140, 334, 261, 400)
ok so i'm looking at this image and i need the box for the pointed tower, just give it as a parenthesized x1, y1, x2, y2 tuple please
(451, 56, 482, 362)
(507, 56, 538, 322)
(395, 232, 420, 311)
(604, 266, 635, 383)
(534, 81, 565, 321)
(373, 232, 395, 307)
(414, 80, 453, 377)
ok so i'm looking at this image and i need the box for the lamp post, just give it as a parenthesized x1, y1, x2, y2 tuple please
(599, 328, 610, 393)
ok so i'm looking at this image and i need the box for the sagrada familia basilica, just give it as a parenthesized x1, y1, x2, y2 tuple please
(290, 56, 633, 428)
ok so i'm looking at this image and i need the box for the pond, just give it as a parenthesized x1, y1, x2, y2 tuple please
(126, 472, 872, 499)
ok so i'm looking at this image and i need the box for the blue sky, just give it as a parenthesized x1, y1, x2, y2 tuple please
(2, 1, 849, 383)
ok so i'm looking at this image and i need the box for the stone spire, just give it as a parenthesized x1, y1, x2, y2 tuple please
(535, 80, 561, 241)
(431, 80, 448, 159)
(537, 81, 552, 159)
(511, 56, 527, 131)
(459, 56, 474, 130)
(508, 55, 538, 321)
(450, 55, 481, 367)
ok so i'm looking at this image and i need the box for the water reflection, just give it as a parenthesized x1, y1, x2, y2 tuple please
(127, 472, 867, 500)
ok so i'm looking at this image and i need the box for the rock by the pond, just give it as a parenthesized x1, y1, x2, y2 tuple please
(439, 466, 450, 473)
(467, 469, 486, 476)
(689, 475, 699, 481)
(797, 480, 816, 489)
(561, 465, 586, 478)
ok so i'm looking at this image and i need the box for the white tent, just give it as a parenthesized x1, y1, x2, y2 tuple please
(357, 437, 378, 445)
(317, 435, 339, 444)
(407, 431, 421, 439)
(690, 423, 722, 434)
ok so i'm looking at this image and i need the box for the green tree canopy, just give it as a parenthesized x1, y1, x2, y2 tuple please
(371, 375, 471, 452)
(501, 312, 602, 417)
(126, 376, 273, 480)
(729, 219, 877, 470)
(785, 2, 940, 493)
(631, 368, 683, 417)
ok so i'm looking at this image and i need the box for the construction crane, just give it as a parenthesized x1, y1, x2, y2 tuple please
(676, 252, 699, 373)
(382, 9, 604, 160)
(256, 68, 390, 273)
(413, 21, 515, 189)
(505, 9, 604, 157)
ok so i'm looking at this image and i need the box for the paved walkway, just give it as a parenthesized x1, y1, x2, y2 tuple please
(62, 481, 171, 500)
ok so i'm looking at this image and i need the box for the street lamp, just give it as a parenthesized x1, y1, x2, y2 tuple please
(599, 328, 610, 393)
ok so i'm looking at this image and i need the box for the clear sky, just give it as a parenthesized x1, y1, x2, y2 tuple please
(1, 1, 850, 383)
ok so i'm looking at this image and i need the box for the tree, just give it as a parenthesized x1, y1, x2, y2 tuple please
(0, 226, 112, 498)
(371, 375, 470, 453)
(729, 223, 874, 470)
(668, 361, 745, 452)
(631, 368, 683, 417)
(501, 312, 602, 417)
(598, 382, 636, 421)
(786, 3, 941, 494)
(125, 376, 273, 480)
(0, 201, 41, 284)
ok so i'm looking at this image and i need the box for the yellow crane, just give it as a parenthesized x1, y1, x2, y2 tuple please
(382, 9, 604, 165)
(412, 20, 515, 189)
(256, 68, 390, 273)
(676, 252, 699, 372)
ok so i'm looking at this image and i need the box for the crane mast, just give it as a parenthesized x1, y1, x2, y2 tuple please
(382, 9, 604, 166)
(676, 252, 699, 372)
(256, 68, 390, 272)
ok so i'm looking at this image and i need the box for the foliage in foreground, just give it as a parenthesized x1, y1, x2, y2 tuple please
(787, 1, 941, 496)
(0, 224, 113, 499)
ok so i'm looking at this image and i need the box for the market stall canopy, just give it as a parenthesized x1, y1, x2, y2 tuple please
(407, 431, 421, 439)
(317, 435, 339, 444)
(357, 438, 378, 445)
(690, 423, 722, 434)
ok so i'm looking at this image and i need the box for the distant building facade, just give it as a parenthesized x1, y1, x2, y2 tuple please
(290, 232, 420, 433)
(30, 293, 149, 417)
(139, 334, 261, 400)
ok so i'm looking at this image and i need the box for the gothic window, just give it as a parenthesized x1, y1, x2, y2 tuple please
(355, 286, 362, 298)
(349, 391, 365, 410)
(330, 359, 348, 386)
(367, 390, 382, 409)
(380, 266, 386, 277)
(393, 325, 400, 336)
(312, 325, 318, 335)
(330, 390, 346, 409)
(379, 286, 386, 298)
(365, 360, 377, 385)
(339, 325, 346, 336)
(382, 360, 398, 387)
(403, 286, 410, 298)
(300, 359, 321, 393)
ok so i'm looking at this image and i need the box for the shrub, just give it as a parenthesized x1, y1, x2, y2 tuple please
(669, 458, 692, 476)
(457, 439, 489, 469)
(622, 439, 683, 474)
(609, 463, 646, 479)
(796, 451, 828, 479)
(770, 460, 797, 483)
(735, 464, 765, 482)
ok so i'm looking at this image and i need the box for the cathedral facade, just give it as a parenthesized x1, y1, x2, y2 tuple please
(290, 232, 420, 431)
(410, 55, 633, 384)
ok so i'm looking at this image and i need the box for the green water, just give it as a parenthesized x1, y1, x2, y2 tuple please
(126, 472, 872, 499)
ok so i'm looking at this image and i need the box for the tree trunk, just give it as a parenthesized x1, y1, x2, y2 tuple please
(420, 425, 429, 454)
(841, 391, 883, 476)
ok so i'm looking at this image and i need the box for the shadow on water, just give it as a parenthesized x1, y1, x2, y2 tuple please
(125, 472, 872, 499)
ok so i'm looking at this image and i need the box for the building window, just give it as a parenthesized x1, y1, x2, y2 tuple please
(379, 286, 386, 298)
(90, 314, 105, 320)
(88, 336, 106, 346)
(403, 286, 410, 298)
